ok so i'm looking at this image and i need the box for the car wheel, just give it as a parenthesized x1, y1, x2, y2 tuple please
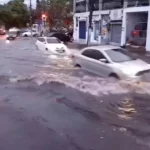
(24, 34, 28, 37)
(109, 73, 120, 80)
(45, 48, 48, 51)
(75, 64, 81, 68)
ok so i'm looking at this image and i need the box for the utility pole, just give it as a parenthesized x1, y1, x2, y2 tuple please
(30, 0, 32, 37)
(87, 0, 94, 46)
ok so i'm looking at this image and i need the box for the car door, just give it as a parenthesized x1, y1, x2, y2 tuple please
(81, 49, 111, 77)
(89, 50, 112, 77)
(40, 38, 46, 50)
(36, 38, 42, 50)
(37, 38, 45, 50)
(79, 49, 97, 73)
(36, 38, 41, 49)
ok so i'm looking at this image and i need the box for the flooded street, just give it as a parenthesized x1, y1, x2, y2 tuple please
(0, 37, 150, 150)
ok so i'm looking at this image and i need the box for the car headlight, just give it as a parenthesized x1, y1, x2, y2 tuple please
(122, 69, 136, 76)
(6, 35, 8, 37)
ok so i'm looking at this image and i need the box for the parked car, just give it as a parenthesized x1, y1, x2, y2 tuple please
(71, 45, 150, 80)
(0, 28, 6, 35)
(65, 30, 73, 42)
(19, 28, 29, 34)
(6, 31, 17, 40)
(22, 30, 38, 37)
(35, 37, 70, 55)
(47, 32, 71, 43)
(9, 27, 20, 36)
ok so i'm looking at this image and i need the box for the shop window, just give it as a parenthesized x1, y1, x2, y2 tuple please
(102, 0, 123, 10)
(127, 0, 149, 7)
(75, 1, 86, 13)
(88, 0, 99, 11)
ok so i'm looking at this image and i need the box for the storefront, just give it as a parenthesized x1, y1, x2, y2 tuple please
(73, 12, 89, 44)
(121, 6, 150, 51)
(109, 9, 123, 46)
(89, 13, 101, 44)
(110, 21, 122, 45)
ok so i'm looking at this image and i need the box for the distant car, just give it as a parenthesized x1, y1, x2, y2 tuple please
(0, 28, 6, 35)
(9, 27, 20, 32)
(22, 30, 38, 37)
(6, 31, 17, 40)
(19, 28, 29, 34)
(35, 37, 70, 55)
(66, 30, 73, 42)
(71, 45, 150, 80)
(9, 27, 20, 36)
(47, 32, 71, 43)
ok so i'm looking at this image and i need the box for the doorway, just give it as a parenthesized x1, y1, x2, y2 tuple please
(94, 21, 99, 41)
(79, 21, 86, 39)
(126, 12, 148, 47)
(110, 22, 122, 45)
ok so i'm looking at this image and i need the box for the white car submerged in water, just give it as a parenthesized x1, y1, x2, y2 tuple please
(71, 45, 150, 80)
(36, 37, 70, 56)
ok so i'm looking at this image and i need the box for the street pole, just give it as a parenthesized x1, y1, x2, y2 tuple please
(87, 1, 93, 46)
(30, 0, 32, 37)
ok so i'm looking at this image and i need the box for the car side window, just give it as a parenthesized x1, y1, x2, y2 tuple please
(38, 38, 45, 42)
(92, 50, 106, 60)
(82, 49, 106, 60)
(38, 38, 41, 42)
(82, 49, 94, 58)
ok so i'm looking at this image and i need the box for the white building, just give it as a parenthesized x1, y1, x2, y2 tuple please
(73, 0, 150, 51)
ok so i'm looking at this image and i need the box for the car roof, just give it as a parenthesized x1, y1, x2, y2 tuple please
(84, 45, 121, 51)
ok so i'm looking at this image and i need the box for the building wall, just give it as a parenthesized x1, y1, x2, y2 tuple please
(73, 0, 150, 51)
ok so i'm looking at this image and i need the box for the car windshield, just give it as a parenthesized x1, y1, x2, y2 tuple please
(46, 38, 60, 43)
(105, 49, 136, 62)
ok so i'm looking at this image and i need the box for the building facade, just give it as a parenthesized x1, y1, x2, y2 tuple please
(73, 0, 150, 51)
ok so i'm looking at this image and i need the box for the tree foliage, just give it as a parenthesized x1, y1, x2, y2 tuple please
(47, 0, 73, 29)
(0, 0, 29, 29)
(34, 0, 73, 29)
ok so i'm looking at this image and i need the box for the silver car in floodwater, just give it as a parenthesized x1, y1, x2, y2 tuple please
(71, 45, 150, 80)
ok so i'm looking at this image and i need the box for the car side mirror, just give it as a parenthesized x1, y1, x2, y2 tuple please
(99, 58, 107, 63)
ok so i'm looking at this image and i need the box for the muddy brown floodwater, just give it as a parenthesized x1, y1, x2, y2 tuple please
(0, 37, 149, 150)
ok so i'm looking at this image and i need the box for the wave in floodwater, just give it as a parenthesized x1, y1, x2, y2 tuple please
(7, 70, 150, 96)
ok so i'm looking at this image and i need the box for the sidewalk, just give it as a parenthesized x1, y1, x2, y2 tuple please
(67, 42, 150, 63)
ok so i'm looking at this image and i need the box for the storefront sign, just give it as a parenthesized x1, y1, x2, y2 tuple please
(110, 9, 123, 20)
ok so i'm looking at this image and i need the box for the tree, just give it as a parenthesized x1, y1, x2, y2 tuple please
(47, 0, 73, 29)
(0, 0, 29, 28)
